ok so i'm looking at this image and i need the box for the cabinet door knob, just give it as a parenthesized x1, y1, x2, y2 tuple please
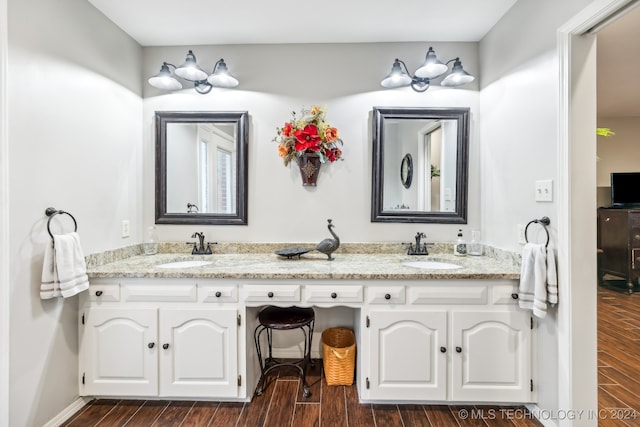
(162, 343, 170, 350)
(215, 291, 222, 298)
(95, 290, 103, 296)
(267, 292, 274, 298)
(511, 293, 519, 300)
(331, 292, 337, 299)
(148, 342, 155, 349)
(440, 346, 446, 353)
(384, 293, 391, 300)
(456, 346, 462, 353)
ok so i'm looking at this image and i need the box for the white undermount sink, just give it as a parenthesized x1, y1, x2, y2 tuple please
(402, 260, 463, 270)
(155, 260, 213, 269)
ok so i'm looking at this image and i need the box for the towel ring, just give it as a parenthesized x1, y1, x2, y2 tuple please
(45, 207, 78, 239)
(525, 216, 550, 248)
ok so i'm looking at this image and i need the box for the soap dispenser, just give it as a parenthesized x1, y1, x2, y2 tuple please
(454, 229, 467, 256)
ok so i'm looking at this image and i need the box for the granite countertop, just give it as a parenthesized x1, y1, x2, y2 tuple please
(87, 247, 521, 280)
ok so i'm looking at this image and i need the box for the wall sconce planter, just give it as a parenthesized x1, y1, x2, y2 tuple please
(273, 105, 344, 186)
(148, 50, 239, 94)
(297, 153, 322, 186)
(381, 47, 474, 92)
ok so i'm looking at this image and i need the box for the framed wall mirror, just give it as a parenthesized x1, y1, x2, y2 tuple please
(371, 107, 470, 223)
(155, 111, 249, 225)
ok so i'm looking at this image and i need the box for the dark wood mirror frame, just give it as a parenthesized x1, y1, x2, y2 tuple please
(371, 107, 470, 223)
(155, 111, 249, 225)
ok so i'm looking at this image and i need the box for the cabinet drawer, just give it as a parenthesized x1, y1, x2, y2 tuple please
(491, 283, 520, 305)
(243, 285, 300, 303)
(88, 283, 120, 302)
(304, 285, 363, 304)
(409, 286, 487, 305)
(122, 283, 197, 302)
(367, 286, 405, 304)
(198, 285, 238, 303)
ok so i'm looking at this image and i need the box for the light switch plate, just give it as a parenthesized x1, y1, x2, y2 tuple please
(535, 179, 553, 202)
(121, 220, 130, 238)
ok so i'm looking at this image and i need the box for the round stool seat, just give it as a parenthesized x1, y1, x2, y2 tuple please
(258, 306, 315, 330)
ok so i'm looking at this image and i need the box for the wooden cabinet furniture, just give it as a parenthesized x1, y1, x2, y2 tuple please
(80, 278, 533, 404)
(597, 208, 640, 293)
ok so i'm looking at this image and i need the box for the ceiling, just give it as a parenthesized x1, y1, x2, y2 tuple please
(87, 0, 518, 46)
(88, 0, 639, 117)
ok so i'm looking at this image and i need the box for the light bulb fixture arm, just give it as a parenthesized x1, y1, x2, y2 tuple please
(148, 51, 239, 94)
(395, 58, 431, 93)
(380, 48, 474, 93)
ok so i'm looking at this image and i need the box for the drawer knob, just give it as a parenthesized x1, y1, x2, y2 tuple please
(95, 290, 103, 296)
(267, 292, 274, 298)
(440, 346, 446, 353)
(456, 346, 462, 353)
(384, 293, 391, 300)
(162, 343, 170, 350)
(215, 291, 222, 298)
(148, 342, 155, 349)
(331, 292, 337, 299)
(511, 293, 519, 300)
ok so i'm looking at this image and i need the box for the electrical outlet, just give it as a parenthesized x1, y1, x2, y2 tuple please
(517, 224, 526, 244)
(535, 179, 553, 202)
(121, 220, 130, 238)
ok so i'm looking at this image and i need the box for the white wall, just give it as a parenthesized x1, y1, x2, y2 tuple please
(7, 0, 142, 425)
(596, 116, 640, 185)
(143, 42, 481, 244)
(479, 0, 595, 424)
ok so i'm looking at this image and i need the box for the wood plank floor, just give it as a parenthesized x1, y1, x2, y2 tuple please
(597, 285, 640, 426)
(61, 286, 640, 426)
(62, 362, 542, 426)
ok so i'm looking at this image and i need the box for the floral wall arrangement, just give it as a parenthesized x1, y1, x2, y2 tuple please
(274, 105, 343, 166)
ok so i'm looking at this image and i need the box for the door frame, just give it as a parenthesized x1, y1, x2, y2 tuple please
(557, 0, 635, 424)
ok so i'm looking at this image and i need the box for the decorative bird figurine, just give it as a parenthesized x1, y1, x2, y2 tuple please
(316, 219, 340, 260)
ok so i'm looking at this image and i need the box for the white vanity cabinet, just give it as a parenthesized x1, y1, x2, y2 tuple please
(362, 280, 533, 403)
(80, 274, 532, 405)
(79, 279, 242, 399)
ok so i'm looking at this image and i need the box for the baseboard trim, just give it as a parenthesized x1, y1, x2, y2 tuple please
(43, 396, 91, 427)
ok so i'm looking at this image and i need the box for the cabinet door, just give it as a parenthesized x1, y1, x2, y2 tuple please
(451, 311, 531, 402)
(367, 310, 447, 400)
(159, 308, 238, 397)
(80, 307, 158, 396)
(599, 209, 629, 275)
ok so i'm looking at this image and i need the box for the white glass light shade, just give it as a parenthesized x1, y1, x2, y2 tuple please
(207, 59, 240, 88)
(148, 63, 183, 90)
(414, 47, 448, 79)
(440, 59, 475, 87)
(175, 50, 208, 81)
(380, 59, 412, 88)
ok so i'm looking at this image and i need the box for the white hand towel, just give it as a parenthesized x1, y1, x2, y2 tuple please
(52, 232, 89, 298)
(40, 241, 62, 299)
(518, 243, 548, 318)
(546, 248, 558, 305)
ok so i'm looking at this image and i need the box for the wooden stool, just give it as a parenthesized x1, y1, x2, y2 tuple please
(253, 306, 315, 398)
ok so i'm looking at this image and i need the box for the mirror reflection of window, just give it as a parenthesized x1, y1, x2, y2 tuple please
(166, 123, 237, 214)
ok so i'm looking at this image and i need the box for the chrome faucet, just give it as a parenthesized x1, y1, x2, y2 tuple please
(188, 232, 216, 255)
(405, 232, 431, 255)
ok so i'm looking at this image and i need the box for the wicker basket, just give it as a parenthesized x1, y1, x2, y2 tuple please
(321, 327, 356, 386)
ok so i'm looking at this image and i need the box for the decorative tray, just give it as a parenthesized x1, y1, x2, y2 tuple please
(274, 247, 314, 259)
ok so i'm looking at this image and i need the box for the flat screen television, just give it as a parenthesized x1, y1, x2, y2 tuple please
(611, 172, 640, 207)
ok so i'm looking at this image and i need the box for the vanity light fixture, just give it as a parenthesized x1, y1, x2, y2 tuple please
(148, 50, 239, 94)
(381, 47, 474, 93)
